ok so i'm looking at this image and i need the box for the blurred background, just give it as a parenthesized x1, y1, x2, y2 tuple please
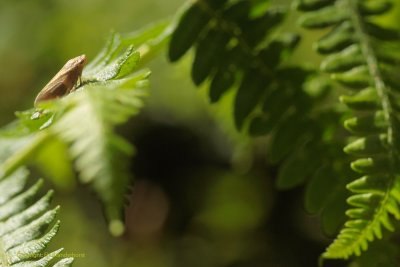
(1, 1, 400, 267)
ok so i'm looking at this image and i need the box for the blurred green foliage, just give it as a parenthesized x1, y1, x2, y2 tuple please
(2, 0, 400, 267)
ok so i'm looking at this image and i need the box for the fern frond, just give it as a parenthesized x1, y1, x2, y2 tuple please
(53, 69, 149, 236)
(297, 0, 400, 259)
(0, 168, 73, 266)
(56, 40, 149, 236)
(0, 25, 160, 236)
(168, 0, 336, 155)
(168, 1, 355, 234)
(169, 0, 304, 129)
(169, 0, 354, 235)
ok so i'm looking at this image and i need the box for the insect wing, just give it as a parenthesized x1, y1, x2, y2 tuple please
(34, 80, 68, 104)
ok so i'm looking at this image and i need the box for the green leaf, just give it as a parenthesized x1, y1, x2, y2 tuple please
(321, 188, 349, 236)
(344, 111, 388, 134)
(0, 169, 73, 266)
(267, 114, 313, 163)
(192, 29, 230, 85)
(351, 156, 390, 174)
(84, 45, 140, 81)
(347, 175, 389, 194)
(344, 135, 388, 156)
(241, 8, 285, 47)
(304, 159, 354, 236)
(168, 2, 211, 61)
(315, 21, 355, 54)
(276, 142, 322, 189)
(331, 65, 371, 88)
(340, 88, 380, 110)
(209, 68, 236, 103)
(321, 44, 364, 73)
(359, 0, 392, 16)
(295, 0, 336, 11)
(299, 4, 349, 29)
(168, 0, 305, 134)
(234, 70, 267, 129)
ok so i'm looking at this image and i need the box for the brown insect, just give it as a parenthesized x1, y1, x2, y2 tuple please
(34, 54, 87, 106)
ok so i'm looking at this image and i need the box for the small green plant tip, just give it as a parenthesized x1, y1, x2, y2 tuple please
(109, 220, 125, 237)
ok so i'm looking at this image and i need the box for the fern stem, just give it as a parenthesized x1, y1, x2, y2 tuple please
(349, 0, 395, 149)
(0, 132, 50, 178)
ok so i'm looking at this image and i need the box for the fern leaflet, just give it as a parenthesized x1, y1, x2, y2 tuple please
(0, 168, 73, 267)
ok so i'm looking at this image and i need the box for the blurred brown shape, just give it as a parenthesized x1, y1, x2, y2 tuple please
(125, 180, 170, 243)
